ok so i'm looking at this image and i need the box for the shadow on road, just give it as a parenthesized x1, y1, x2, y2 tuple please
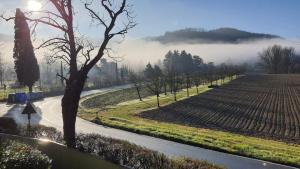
(2, 103, 42, 126)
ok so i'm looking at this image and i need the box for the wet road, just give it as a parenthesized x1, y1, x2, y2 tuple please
(0, 85, 297, 169)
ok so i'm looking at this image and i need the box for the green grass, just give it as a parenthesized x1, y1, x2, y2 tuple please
(78, 77, 300, 168)
(81, 86, 153, 109)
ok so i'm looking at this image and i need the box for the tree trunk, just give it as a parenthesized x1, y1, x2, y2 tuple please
(186, 77, 189, 97)
(62, 73, 86, 148)
(28, 85, 33, 93)
(170, 80, 173, 94)
(0, 74, 3, 86)
(196, 86, 199, 94)
(173, 90, 177, 101)
(136, 86, 142, 101)
(186, 86, 189, 97)
(156, 93, 160, 107)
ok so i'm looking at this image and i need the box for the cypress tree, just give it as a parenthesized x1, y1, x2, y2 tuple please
(13, 8, 39, 92)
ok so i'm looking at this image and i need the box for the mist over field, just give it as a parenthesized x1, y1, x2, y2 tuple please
(108, 37, 300, 68)
(1, 33, 300, 69)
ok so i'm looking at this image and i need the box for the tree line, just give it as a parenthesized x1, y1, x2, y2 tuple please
(129, 50, 245, 107)
(259, 44, 300, 74)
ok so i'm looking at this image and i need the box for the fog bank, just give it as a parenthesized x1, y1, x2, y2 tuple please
(1, 34, 300, 69)
(115, 38, 300, 68)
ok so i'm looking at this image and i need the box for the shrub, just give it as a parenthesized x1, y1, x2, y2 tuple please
(1, 125, 223, 169)
(19, 125, 63, 143)
(76, 134, 224, 169)
(0, 139, 52, 169)
(0, 117, 19, 134)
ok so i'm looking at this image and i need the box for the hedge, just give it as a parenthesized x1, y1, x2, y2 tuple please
(0, 139, 52, 169)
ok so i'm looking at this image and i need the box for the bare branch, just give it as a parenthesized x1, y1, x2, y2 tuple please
(56, 72, 68, 81)
(81, 46, 94, 69)
(37, 38, 69, 49)
(25, 10, 64, 20)
(26, 16, 68, 32)
(101, 0, 114, 19)
(85, 2, 108, 28)
(84, 0, 135, 72)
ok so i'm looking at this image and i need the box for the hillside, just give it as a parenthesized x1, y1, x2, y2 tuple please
(150, 28, 279, 44)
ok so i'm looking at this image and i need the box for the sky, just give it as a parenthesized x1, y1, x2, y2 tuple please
(0, 0, 300, 67)
(132, 0, 300, 38)
(0, 0, 300, 38)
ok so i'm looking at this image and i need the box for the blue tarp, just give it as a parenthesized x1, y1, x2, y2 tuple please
(15, 92, 27, 103)
(7, 92, 45, 103)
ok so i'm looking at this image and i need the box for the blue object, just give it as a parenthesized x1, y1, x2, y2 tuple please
(15, 92, 27, 103)
(27, 92, 44, 101)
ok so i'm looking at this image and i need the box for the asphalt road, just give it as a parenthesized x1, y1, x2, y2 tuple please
(0, 85, 297, 169)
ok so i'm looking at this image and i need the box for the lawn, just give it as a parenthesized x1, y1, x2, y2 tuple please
(78, 76, 300, 168)
(81, 86, 153, 109)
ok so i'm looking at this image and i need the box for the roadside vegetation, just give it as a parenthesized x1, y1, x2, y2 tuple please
(0, 118, 223, 169)
(76, 134, 224, 169)
(0, 139, 52, 169)
(79, 77, 300, 168)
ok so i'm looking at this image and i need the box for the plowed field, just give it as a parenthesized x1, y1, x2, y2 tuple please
(140, 74, 300, 143)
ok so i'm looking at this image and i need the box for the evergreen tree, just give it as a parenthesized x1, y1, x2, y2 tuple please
(13, 8, 39, 92)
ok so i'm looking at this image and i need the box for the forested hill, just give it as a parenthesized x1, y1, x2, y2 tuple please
(149, 28, 280, 44)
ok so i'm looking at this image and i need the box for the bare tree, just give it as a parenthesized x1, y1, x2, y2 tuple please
(218, 63, 228, 84)
(206, 62, 215, 86)
(192, 55, 203, 94)
(179, 51, 193, 97)
(129, 70, 143, 101)
(144, 63, 163, 107)
(172, 75, 181, 101)
(2, 0, 135, 147)
(163, 50, 182, 101)
(259, 45, 295, 74)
